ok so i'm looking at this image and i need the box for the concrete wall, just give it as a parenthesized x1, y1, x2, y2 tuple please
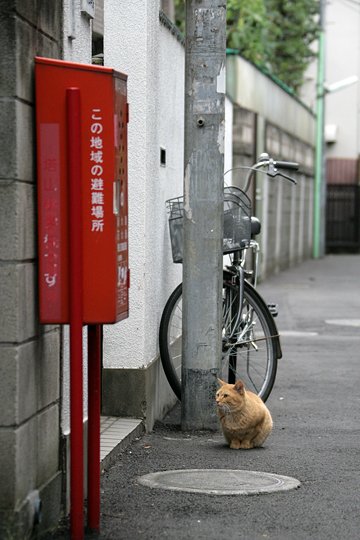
(0, 2, 63, 538)
(227, 55, 315, 278)
(0, 0, 94, 535)
(226, 55, 315, 144)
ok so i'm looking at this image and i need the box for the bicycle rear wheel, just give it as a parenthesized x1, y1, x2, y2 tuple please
(159, 278, 279, 402)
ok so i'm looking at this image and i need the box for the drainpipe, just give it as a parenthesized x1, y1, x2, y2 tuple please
(313, 0, 326, 258)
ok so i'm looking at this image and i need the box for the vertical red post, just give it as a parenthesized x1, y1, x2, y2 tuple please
(67, 87, 84, 540)
(87, 324, 102, 531)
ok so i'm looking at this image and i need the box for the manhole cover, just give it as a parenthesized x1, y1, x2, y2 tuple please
(138, 469, 300, 495)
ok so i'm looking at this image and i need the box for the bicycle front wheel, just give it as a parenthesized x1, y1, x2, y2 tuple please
(159, 279, 278, 402)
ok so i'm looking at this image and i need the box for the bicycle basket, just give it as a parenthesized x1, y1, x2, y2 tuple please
(166, 188, 252, 263)
(166, 197, 184, 263)
(223, 186, 251, 254)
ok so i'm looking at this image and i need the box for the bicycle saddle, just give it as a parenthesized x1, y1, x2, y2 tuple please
(251, 216, 261, 236)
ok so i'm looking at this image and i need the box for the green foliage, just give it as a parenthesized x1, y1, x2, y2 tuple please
(174, 0, 185, 33)
(265, 0, 320, 91)
(173, 0, 320, 94)
(226, 0, 268, 65)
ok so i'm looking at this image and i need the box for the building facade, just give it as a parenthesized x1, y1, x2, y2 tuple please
(0, 1, 315, 537)
(324, 0, 360, 251)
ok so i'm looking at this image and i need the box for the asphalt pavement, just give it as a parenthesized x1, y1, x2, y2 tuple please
(52, 254, 360, 539)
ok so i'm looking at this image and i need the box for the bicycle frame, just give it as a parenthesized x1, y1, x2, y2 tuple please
(160, 152, 297, 400)
(223, 152, 298, 329)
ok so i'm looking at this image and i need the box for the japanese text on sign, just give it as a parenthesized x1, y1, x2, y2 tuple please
(90, 109, 105, 232)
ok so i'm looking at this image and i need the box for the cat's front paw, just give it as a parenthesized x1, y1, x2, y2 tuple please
(229, 440, 242, 449)
(238, 440, 253, 449)
(229, 439, 253, 449)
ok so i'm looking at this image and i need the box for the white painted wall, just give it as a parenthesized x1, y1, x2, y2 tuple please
(300, 0, 360, 159)
(63, 0, 93, 62)
(99, 3, 316, 372)
(61, 0, 93, 432)
(103, 1, 184, 370)
(224, 96, 233, 177)
(325, 0, 360, 158)
(58, 2, 315, 429)
(59, 1, 229, 430)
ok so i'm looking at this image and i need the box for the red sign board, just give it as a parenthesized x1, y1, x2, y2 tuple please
(35, 57, 129, 324)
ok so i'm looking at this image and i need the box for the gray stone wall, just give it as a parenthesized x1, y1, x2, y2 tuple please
(264, 122, 314, 275)
(0, 1, 63, 538)
(230, 105, 314, 278)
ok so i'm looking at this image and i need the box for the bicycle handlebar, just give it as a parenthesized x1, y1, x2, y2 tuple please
(224, 152, 299, 193)
(230, 153, 299, 192)
(273, 160, 299, 171)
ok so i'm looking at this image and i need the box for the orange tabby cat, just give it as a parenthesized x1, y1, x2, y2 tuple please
(216, 379, 273, 449)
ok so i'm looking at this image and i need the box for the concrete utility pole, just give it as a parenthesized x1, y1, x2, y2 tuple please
(181, 0, 227, 430)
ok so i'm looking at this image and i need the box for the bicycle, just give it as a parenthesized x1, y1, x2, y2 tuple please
(159, 153, 298, 402)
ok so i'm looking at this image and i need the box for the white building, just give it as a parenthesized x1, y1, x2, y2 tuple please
(325, 0, 360, 160)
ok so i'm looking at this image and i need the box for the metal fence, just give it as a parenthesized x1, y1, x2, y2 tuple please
(326, 184, 360, 251)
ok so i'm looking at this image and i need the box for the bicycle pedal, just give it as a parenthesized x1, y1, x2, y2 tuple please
(267, 303, 279, 317)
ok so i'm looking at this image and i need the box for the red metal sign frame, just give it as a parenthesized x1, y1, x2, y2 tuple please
(35, 57, 129, 324)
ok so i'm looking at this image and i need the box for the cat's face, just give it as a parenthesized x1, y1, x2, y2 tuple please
(216, 379, 245, 413)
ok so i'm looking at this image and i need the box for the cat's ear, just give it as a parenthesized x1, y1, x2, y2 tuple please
(234, 380, 245, 394)
(217, 378, 226, 387)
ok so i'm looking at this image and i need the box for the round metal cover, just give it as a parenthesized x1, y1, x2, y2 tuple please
(138, 469, 300, 495)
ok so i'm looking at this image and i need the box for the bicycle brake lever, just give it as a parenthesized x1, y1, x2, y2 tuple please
(267, 160, 297, 184)
(267, 159, 278, 177)
(277, 171, 297, 184)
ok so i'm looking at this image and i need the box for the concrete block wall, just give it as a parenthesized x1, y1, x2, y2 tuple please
(227, 55, 315, 280)
(230, 106, 314, 279)
(0, 1, 62, 538)
(259, 172, 314, 277)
